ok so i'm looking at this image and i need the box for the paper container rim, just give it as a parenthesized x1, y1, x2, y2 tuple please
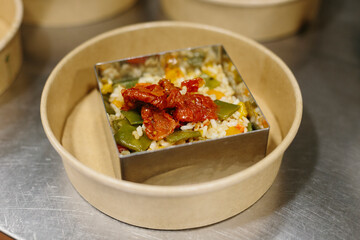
(22, 0, 137, 28)
(0, 0, 23, 50)
(197, 0, 301, 7)
(40, 21, 303, 197)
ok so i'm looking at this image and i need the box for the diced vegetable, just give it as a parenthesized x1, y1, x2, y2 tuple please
(113, 77, 139, 89)
(207, 89, 225, 100)
(100, 78, 108, 84)
(245, 101, 257, 118)
(237, 102, 248, 117)
(165, 67, 184, 81)
(251, 122, 261, 130)
(103, 93, 115, 114)
(126, 57, 147, 64)
(114, 124, 151, 152)
(121, 110, 143, 125)
(262, 118, 269, 128)
(101, 83, 113, 94)
(112, 119, 131, 132)
(165, 130, 201, 143)
(201, 73, 220, 89)
(214, 100, 240, 120)
(117, 144, 129, 153)
(247, 122, 253, 132)
(104, 101, 115, 115)
(111, 100, 123, 108)
(226, 126, 244, 136)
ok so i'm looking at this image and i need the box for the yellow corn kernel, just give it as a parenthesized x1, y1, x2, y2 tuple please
(207, 89, 225, 100)
(165, 67, 184, 82)
(199, 129, 204, 136)
(101, 78, 108, 84)
(111, 100, 123, 108)
(226, 126, 244, 136)
(238, 102, 248, 117)
(101, 83, 113, 94)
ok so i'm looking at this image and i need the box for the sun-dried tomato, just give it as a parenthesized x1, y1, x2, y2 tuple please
(158, 79, 177, 93)
(159, 79, 182, 108)
(180, 77, 204, 92)
(121, 83, 167, 110)
(141, 106, 178, 140)
(158, 78, 216, 122)
(174, 93, 218, 122)
(121, 78, 217, 140)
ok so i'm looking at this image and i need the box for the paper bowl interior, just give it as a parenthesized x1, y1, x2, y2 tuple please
(41, 21, 302, 229)
(23, 0, 137, 27)
(161, 0, 320, 41)
(0, 0, 23, 96)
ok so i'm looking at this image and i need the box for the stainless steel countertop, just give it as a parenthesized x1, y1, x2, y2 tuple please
(1, 1, 359, 239)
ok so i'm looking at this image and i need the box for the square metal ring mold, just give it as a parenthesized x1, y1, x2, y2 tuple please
(95, 45, 270, 183)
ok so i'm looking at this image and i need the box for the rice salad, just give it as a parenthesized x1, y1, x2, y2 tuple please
(96, 46, 268, 156)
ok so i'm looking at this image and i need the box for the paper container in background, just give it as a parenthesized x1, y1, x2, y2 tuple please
(0, 0, 23, 96)
(40, 21, 302, 229)
(21, 0, 145, 64)
(161, 0, 321, 41)
(23, 0, 137, 27)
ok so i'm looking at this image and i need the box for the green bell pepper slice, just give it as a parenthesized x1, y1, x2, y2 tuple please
(121, 110, 143, 125)
(113, 76, 139, 89)
(200, 73, 220, 89)
(114, 124, 151, 152)
(251, 122, 261, 130)
(245, 101, 257, 118)
(214, 100, 240, 120)
(101, 94, 115, 114)
(112, 119, 131, 132)
(247, 122, 253, 132)
(165, 130, 201, 143)
(104, 101, 115, 115)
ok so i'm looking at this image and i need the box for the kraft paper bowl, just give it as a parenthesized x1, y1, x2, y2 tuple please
(0, 0, 23, 96)
(40, 21, 302, 229)
(23, 0, 137, 27)
(161, 0, 321, 41)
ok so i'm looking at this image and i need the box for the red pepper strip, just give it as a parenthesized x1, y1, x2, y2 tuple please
(126, 56, 147, 64)
(117, 144, 129, 153)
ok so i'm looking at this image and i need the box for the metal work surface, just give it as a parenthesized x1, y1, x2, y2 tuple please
(0, 0, 359, 239)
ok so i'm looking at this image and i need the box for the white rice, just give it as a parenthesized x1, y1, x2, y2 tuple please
(102, 67, 119, 79)
(180, 122, 195, 131)
(121, 150, 131, 155)
(109, 85, 125, 103)
(132, 130, 140, 140)
(110, 103, 122, 118)
(136, 125, 143, 137)
(180, 86, 187, 95)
